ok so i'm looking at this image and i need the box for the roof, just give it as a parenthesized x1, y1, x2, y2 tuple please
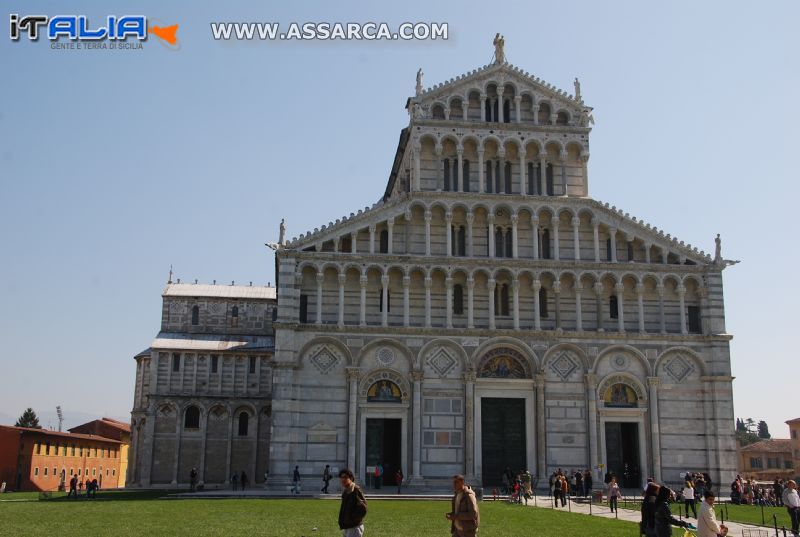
(151, 332, 274, 352)
(0, 425, 122, 444)
(739, 439, 793, 453)
(163, 283, 276, 300)
(786, 417, 800, 425)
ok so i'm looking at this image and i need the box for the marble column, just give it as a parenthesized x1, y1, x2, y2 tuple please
(553, 281, 562, 331)
(644, 243, 652, 264)
(532, 279, 542, 330)
(531, 216, 539, 259)
(480, 93, 486, 122)
(412, 146, 421, 191)
(512, 277, 520, 330)
(369, 225, 376, 255)
(592, 219, 600, 262)
(585, 374, 598, 477)
(572, 216, 581, 260)
(424, 275, 432, 328)
(337, 273, 346, 327)
(346, 367, 360, 476)
(519, 152, 527, 195)
(594, 282, 604, 331)
(511, 213, 519, 258)
(657, 284, 666, 334)
(351, 231, 358, 254)
(536, 374, 547, 478)
(552, 219, 560, 260)
(615, 283, 625, 333)
(457, 149, 464, 192)
(575, 285, 583, 331)
(445, 277, 454, 329)
(464, 371, 476, 480)
(402, 275, 410, 327)
(466, 212, 474, 257)
(381, 275, 389, 327)
(647, 377, 662, 483)
(636, 283, 646, 333)
(445, 211, 453, 257)
(424, 210, 432, 256)
(411, 371, 423, 482)
(532, 105, 539, 126)
(466, 277, 475, 329)
(315, 272, 324, 325)
(488, 278, 496, 330)
(609, 227, 618, 262)
(514, 95, 522, 123)
(540, 159, 547, 195)
(359, 275, 367, 327)
(487, 214, 496, 258)
(497, 86, 505, 123)
(477, 149, 485, 193)
(387, 220, 394, 255)
(678, 285, 687, 334)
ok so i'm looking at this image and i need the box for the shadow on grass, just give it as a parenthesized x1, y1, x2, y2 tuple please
(43, 490, 174, 502)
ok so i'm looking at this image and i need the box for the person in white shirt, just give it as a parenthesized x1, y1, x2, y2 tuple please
(683, 480, 697, 518)
(697, 490, 728, 537)
(783, 480, 800, 536)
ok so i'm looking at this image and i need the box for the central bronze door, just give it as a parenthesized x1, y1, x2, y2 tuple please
(480, 398, 526, 487)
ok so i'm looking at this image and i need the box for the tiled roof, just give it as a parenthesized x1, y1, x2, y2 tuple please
(0, 425, 122, 444)
(740, 439, 793, 453)
(163, 283, 276, 300)
(786, 417, 800, 425)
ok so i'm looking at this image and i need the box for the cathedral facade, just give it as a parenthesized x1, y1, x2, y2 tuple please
(128, 46, 737, 491)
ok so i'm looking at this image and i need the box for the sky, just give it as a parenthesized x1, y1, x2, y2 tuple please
(0, 0, 797, 437)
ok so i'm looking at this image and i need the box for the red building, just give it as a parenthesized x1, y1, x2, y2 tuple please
(0, 425, 123, 492)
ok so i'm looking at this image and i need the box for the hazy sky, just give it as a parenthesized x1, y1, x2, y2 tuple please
(1, 0, 797, 438)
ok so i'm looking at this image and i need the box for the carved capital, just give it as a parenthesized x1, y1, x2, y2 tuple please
(345, 367, 361, 381)
(411, 370, 424, 383)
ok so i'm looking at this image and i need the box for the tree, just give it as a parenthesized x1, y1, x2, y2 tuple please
(757, 420, 771, 439)
(736, 418, 745, 432)
(15, 408, 41, 429)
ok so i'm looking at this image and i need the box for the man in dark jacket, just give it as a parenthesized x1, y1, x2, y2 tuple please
(338, 469, 367, 537)
(654, 486, 692, 537)
(446, 474, 479, 537)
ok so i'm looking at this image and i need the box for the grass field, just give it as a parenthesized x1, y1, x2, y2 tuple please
(0, 491, 646, 537)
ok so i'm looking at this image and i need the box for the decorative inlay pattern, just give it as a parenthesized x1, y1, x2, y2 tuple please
(550, 351, 579, 380)
(664, 355, 695, 383)
(376, 347, 396, 367)
(427, 348, 457, 377)
(309, 346, 340, 374)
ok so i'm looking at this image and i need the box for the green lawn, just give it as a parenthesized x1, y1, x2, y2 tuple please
(0, 493, 646, 537)
(616, 496, 794, 529)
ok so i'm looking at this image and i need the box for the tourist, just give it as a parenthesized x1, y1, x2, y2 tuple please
(91, 479, 98, 498)
(583, 469, 593, 497)
(189, 468, 197, 492)
(84, 478, 92, 498)
(446, 474, 480, 537)
(231, 472, 238, 491)
(607, 476, 621, 513)
(694, 473, 706, 500)
(782, 480, 799, 536)
(373, 463, 383, 490)
(654, 486, 692, 537)
(338, 469, 367, 537)
(502, 471, 510, 495)
(575, 469, 583, 497)
(683, 479, 697, 518)
(697, 490, 728, 537)
(553, 472, 564, 507)
(292, 465, 301, 495)
(395, 468, 403, 494)
(641, 482, 660, 537)
(322, 464, 332, 494)
(263, 470, 269, 489)
(68, 474, 78, 499)
(776, 479, 786, 507)
(240, 471, 248, 490)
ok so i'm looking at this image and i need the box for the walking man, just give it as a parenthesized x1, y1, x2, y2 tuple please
(322, 465, 332, 494)
(68, 474, 78, 499)
(697, 490, 728, 537)
(338, 469, 367, 537)
(292, 465, 301, 495)
(783, 480, 800, 536)
(395, 468, 404, 494)
(189, 468, 197, 492)
(446, 474, 480, 537)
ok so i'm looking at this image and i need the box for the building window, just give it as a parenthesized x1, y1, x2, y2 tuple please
(299, 294, 308, 323)
(750, 457, 762, 468)
(453, 284, 464, 315)
(494, 228, 504, 257)
(785, 460, 793, 469)
(92, 468, 96, 477)
(379, 290, 391, 313)
(172, 353, 181, 372)
(495, 283, 510, 316)
(606, 238, 613, 261)
(35, 442, 41, 455)
(238, 412, 249, 436)
(541, 229, 551, 259)
(504, 161, 512, 193)
(231, 305, 239, 327)
(767, 457, 779, 469)
(462, 160, 470, 192)
(70, 468, 74, 476)
(77, 468, 81, 476)
(79, 446, 83, 457)
(112, 469, 116, 477)
(610, 295, 619, 319)
(627, 241, 634, 261)
(249, 356, 256, 374)
(45, 442, 51, 455)
(545, 163, 554, 195)
(34, 467, 39, 477)
(485, 160, 493, 193)
(539, 287, 548, 318)
(687, 306, 702, 333)
(44, 467, 48, 476)
(379, 229, 389, 254)
(70, 445, 75, 456)
(191, 305, 199, 325)
(211, 355, 219, 373)
(184, 405, 200, 429)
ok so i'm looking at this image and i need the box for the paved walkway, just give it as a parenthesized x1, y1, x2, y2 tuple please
(521, 494, 777, 537)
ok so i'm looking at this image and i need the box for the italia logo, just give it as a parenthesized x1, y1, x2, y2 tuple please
(9, 14, 179, 48)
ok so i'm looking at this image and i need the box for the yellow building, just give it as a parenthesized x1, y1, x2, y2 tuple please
(738, 439, 794, 481)
(69, 418, 130, 488)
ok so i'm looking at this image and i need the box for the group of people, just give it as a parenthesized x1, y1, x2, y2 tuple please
(498, 467, 533, 504)
(66, 474, 99, 499)
(229, 470, 249, 491)
(676, 471, 712, 518)
(731, 475, 790, 506)
(642, 480, 725, 537)
(549, 468, 595, 507)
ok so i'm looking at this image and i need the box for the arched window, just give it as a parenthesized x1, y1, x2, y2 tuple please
(184, 406, 200, 429)
(231, 305, 239, 327)
(541, 229, 551, 259)
(432, 104, 445, 119)
(458, 226, 466, 256)
(443, 158, 451, 191)
(485, 160, 493, 193)
(503, 99, 511, 123)
(452, 158, 459, 191)
(527, 162, 535, 195)
(379, 290, 391, 312)
(610, 295, 619, 319)
(379, 229, 389, 253)
(606, 238, 613, 261)
(500, 284, 510, 316)
(627, 241, 634, 261)
(504, 228, 513, 258)
(492, 98, 499, 122)
(687, 306, 702, 333)
(191, 305, 199, 325)
(504, 161, 512, 193)
(453, 284, 464, 315)
(556, 111, 569, 126)
(299, 295, 308, 323)
(495, 228, 504, 257)
(462, 160, 470, 192)
(238, 412, 249, 436)
(545, 163, 554, 195)
(539, 287, 548, 317)
(538, 103, 552, 125)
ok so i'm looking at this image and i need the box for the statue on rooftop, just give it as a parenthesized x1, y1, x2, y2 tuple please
(574, 77, 582, 101)
(279, 218, 286, 245)
(714, 233, 722, 264)
(416, 68, 423, 96)
(493, 33, 505, 64)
